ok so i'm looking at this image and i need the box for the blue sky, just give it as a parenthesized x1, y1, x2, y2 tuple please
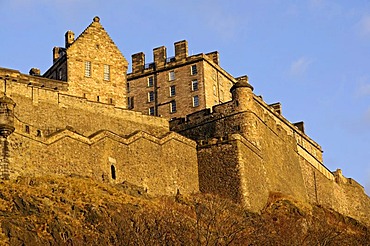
(0, 0, 369, 194)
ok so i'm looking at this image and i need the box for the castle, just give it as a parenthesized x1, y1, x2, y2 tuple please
(0, 17, 369, 226)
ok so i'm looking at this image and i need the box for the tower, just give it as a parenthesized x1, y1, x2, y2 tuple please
(0, 76, 16, 179)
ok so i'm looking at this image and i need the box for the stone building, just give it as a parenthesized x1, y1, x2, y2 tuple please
(0, 16, 369, 226)
(43, 16, 128, 108)
(0, 17, 199, 196)
(170, 76, 370, 225)
(127, 40, 235, 119)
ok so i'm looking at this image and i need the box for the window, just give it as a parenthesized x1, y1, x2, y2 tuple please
(170, 85, 176, 97)
(213, 84, 217, 96)
(192, 80, 198, 91)
(85, 61, 91, 77)
(104, 64, 110, 81)
(25, 125, 30, 134)
(36, 130, 42, 137)
(149, 107, 155, 116)
(193, 95, 199, 107)
(191, 65, 197, 75)
(169, 71, 175, 81)
(97, 96, 100, 102)
(220, 90, 224, 101)
(170, 101, 177, 113)
(111, 165, 116, 180)
(148, 76, 154, 87)
(148, 91, 154, 102)
(127, 97, 134, 109)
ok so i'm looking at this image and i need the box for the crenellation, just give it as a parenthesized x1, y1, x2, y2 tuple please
(174, 40, 188, 61)
(131, 52, 145, 73)
(153, 46, 167, 68)
(205, 51, 219, 65)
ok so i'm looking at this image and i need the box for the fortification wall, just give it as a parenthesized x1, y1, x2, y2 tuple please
(0, 76, 200, 195)
(8, 129, 198, 195)
(5, 80, 169, 137)
(196, 138, 243, 203)
(172, 107, 309, 207)
(299, 156, 370, 225)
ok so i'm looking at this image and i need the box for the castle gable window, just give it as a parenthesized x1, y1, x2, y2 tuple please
(191, 65, 197, 75)
(192, 80, 198, 91)
(148, 76, 154, 87)
(104, 64, 110, 81)
(85, 61, 91, 77)
(169, 71, 175, 81)
(149, 107, 155, 116)
(148, 91, 154, 102)
(127, 97, 134, 109)
(170, 101, 177, 113)
(170, 85, 176, 97)
(193, 95, 199, 107)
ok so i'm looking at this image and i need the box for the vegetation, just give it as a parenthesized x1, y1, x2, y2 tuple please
(0, 175, 368, 245)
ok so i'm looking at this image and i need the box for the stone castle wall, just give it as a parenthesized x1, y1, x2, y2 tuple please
(171, 83, 370, 225)
(9, 129, 198, 196)
(0, 70, 199, 196)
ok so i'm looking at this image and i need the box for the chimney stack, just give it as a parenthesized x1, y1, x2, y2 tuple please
(65, 30, 75, 48)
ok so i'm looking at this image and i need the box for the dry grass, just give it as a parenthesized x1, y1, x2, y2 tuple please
(0, 175, 368, 245)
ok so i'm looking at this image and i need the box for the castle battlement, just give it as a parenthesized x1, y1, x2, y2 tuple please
(0, 67, 68, 91)
(128, 40, 233, 81)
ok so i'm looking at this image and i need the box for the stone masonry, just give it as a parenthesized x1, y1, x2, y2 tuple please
(127, 41, 234, 119)
(1, 16, 369, 226)
(170, 76, 370, 225)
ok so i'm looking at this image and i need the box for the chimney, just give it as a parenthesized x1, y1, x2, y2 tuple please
(131, 52, 145, 73)
(269, 102, 282, 115)
(153, 46, 167, 68)
(53, 47, 60, 63)
(294, 121, 305, 133)
(174, 40, 188, 60)
(206, 51, 219, 64)
(29, 68, 41, 76)
(65, 30, 75, 48)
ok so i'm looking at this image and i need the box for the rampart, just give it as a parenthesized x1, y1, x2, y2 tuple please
(0, 67, 199, 196)
(170, 77, 370, 225)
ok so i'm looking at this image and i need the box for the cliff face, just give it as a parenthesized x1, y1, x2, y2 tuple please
(0, 175, 368, 245)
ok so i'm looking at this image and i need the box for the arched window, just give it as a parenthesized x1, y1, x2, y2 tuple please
(111, 165, 116, 180)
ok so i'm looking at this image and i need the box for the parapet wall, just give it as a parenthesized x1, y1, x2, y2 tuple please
(9, 127, 198, 195)
(1, 69, 199, 196)
(4, 78, 169, 137)
(171, 92, 332, 181)
(170, 86, 370, 225)
(128, 40, 233, 82)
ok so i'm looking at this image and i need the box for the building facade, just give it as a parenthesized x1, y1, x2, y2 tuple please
(127, 40, 235, 119)
(43, 16, 128, 108)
